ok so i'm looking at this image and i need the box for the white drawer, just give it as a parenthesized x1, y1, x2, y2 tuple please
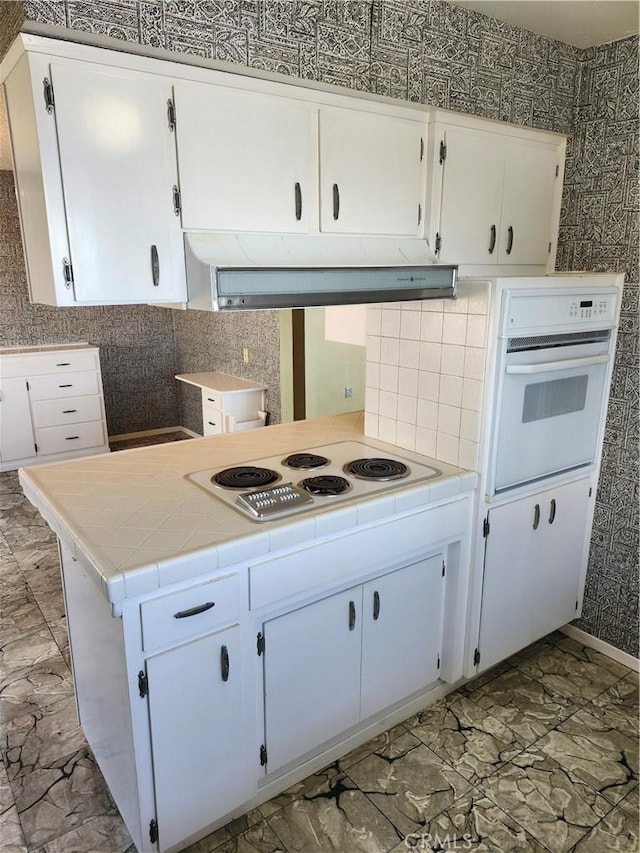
(34, 420, 105, 455)
(28, 371, 100, 401)
(1, 350, 98, 378)
(140, 573, 239, 652)
(203, 405, 223, 436)
(31, 395, 103, 428)
(201, 389, 222, 410)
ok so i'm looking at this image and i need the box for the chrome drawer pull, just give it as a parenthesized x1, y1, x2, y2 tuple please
(59, 384, 73, 388)
(62, 409, 77, 414)
(173, 601, 215, 619)
(56, 362, 71, 366)
(208, 421, 216, 427)
(65, 436, 80, 440)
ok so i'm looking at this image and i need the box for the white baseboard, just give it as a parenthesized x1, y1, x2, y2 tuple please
(109, 426, 200, 441)
(560, 625, 639, 672)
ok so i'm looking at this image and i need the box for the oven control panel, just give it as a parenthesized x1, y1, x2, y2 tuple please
(501, 290, 619, 335)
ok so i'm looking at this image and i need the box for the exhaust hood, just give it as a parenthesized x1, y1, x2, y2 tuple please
(184, 233, 457, 311)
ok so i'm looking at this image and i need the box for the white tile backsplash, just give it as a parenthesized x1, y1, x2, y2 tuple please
(399, 338, 420, 369)
(365, 284, 489, 471)
(398, 367, 419, 397)
(380, 336, 400, 366)
(381, 309, 401, 337)
(379, 364, 399, 392)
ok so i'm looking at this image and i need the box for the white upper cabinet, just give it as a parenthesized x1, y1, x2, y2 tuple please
(174, 82, 318, 233)
(429, 116, 565, 271)
(2, 50, 185, 306)
(319, 108, 426, 236)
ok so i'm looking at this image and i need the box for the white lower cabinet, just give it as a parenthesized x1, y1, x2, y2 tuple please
(0, 345, 109, 471)
(262, 554, 445, 775)
(145, 627, 249, 852)
(58, 494, 472, 852)
(476, 477, 592, 672)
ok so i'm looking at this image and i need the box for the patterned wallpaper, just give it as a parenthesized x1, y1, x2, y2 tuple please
(0, 172, 179, 436)
(556, 37, 639, 657)
(0, 2, 637, 655)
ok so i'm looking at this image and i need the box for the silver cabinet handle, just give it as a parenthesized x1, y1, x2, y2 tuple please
(373, 591, 380, 621)
(332, 183, 340, 220)
(506, 225, 514, 255)
(489, 224, 496, 254)
(56, 362, 71, 366)
(220, 645, 230, 682)
(151, 245, 160, 287)
(533, 503, 540, 530)
(549, 498, 557, 524)
(348, 600, 356, 631)
(294, 182, 302, 221)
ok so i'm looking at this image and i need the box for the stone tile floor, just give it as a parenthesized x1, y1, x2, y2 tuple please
(1, 433, 638, 852)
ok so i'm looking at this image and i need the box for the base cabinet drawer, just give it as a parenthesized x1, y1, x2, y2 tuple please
(1, 349, 98, 378)
(202, 406, 223, 436)
(28, 371, 100, 400)
(34, 420, 105, 455)
(140, 573, 239, 652)
(31, 395, 103, 428)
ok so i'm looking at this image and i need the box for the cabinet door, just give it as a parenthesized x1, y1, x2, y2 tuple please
(175, 82, 318, 233)
(478, 479, 591, 672)
(361, 555, 445, 720)
(319, 108, 425, 236)
(50, 62, 185, 304)
(146, 627, 248, 852)
(436, 128, 505, 264)
(499, 142, 558, 265)
(263, 587, 361, 774)
(0, 378, 35, 462)
(533, 479, 591, 639)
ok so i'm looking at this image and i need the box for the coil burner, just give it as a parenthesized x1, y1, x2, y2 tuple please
(281, 453, 330, 470)
(213, 466, 280, 490)
(299, 475, 352, 496)
(344, 458, 409, 481)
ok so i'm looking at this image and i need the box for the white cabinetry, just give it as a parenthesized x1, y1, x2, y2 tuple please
(175, 372, 266, 436)
(476, 477, 592, 672)
(319, 108, 426, 236)
(2, 50, 185, 305)
(428, 117, 564, 270)
(263, 554, 445, 774)
(175, 82, 318, 234)
(0, 345, 109, 471)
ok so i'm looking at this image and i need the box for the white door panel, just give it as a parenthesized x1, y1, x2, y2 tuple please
(0, 378, 34, 462)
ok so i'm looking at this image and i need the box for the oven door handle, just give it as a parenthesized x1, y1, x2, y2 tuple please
(505, 354, 609, 374)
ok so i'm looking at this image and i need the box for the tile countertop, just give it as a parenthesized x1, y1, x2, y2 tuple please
(18, 411, 476, 605)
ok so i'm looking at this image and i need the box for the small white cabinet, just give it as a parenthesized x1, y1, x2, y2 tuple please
(476, 477, 592, 672)
(318, 108, 426, 236)
(175, 81, 318, 234)
(262, 554, 445, 775)
(3, 50, 185, 306)
(175, 372, 266, 436)
(0, 344, 109, 471)
(428, 117, 564, 270)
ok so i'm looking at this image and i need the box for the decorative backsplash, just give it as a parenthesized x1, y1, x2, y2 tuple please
(0, 2, 636, 656)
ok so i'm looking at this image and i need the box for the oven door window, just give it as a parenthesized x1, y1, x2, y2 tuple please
(494, 360, 608, 492)
(522, 375, 588, 423)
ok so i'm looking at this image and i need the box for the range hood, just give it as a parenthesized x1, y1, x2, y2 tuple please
(184, 233, 457, 311)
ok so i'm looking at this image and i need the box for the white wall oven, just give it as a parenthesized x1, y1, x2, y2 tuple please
(487, 287, 620, 496)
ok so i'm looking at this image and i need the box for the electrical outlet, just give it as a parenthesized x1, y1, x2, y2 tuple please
(344, 386, 353, 399)
(242, 348, 249, 363)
